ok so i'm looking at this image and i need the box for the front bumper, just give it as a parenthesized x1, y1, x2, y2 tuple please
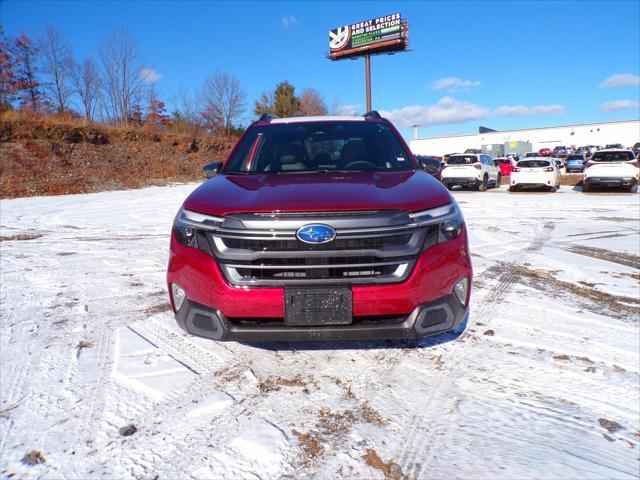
(167, 228, 472, 341)
(174, 293, 468, 342)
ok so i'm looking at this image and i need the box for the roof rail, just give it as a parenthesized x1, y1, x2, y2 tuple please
(363, 111, 382, 119)
(258, 113, 278, 122)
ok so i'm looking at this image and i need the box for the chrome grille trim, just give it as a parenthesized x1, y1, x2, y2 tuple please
(210, 210, 428, 286)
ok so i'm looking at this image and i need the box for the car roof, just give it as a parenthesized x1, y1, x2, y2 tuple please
(270, 116, 366, 124)
(593, 148, 633, 153)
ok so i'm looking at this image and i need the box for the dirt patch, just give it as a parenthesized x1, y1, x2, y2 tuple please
(1, 116, 235, 198)
(21, 450, 46, 465)
(594, 216, 639, 223)
(293, 430, 324, 467)
(0, 233, 43, 242)
(144, 302, 172, 314)
(598, 418, 623, 433)
(259, 374, 318, 394)
(362, 448, 407, 480)
(564, 245, 640, 269)
(485, 262, 640, 317)
(119, 424, 138, 437)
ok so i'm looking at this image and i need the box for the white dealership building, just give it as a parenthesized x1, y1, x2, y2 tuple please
(409, 119, 640, 156)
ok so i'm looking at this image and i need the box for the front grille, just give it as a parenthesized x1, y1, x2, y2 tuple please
(209, 211, 429, 286)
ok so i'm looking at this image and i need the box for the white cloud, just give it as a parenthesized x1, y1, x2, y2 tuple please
(599, 73, 640, 88)
(282, 14, 301, 28)
(381, 97, 565, 128)
(430, 77, 480, 92)
(601, 99, 640, 112)
(140, 68, 161, 83)
(381, 97, 489, 128)
(493, 104, 566, 117)
(337, 104, 360, 116)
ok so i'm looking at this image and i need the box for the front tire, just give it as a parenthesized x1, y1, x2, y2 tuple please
(582, 182, 591, 193)
(549, 186, 557, 192)
(508, 185, 518, 192)
(495, 174, 502, 189)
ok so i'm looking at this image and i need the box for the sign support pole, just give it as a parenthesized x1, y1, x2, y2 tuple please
(365, 53, 372, 112)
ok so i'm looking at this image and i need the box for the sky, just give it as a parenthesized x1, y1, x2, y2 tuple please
(2, 0, 639, 140)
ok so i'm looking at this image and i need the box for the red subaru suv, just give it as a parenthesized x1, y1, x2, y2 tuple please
(167, 112, 472, 342)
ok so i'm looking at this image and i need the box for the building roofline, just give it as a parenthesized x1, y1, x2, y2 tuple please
(411, 118, 640, 141)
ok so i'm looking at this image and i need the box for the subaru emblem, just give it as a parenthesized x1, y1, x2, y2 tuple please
(296, 224, 336, 244)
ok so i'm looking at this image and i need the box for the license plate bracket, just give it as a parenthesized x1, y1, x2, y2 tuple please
(284, 286, 353, 326)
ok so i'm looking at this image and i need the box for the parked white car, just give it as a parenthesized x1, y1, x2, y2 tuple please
(509, 158, 560, 192)
(441, 153, 501, 191)
(583, 149, 639, 193)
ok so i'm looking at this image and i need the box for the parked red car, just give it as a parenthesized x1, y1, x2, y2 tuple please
(167, 112, 472, 342)
(538, 148, 552, 157)
(494, 157, 516, 176)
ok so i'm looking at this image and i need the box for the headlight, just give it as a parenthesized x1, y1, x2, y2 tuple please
(410, 201, 465, 248)
(173, 207, 223, 247)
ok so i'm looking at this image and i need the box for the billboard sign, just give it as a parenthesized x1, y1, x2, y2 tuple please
(329, 13, 407, 60)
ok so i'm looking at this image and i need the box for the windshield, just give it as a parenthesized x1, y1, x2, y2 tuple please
(447, 155, 477, 165)
(223, 121, 415, 174)
(518, 160, 551, 168)
(590, 151, 635, 162)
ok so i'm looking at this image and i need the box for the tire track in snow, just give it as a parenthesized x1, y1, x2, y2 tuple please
(396, 223, 555, 478)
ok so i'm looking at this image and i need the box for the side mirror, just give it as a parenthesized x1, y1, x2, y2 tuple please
(203, 161, 223, 179)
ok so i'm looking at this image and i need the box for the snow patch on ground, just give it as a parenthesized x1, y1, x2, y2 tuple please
(1, 184, 638, 479)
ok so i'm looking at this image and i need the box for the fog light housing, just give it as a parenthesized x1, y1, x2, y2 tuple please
(171, 283, 186, 311)
(453, 278, 469, 306)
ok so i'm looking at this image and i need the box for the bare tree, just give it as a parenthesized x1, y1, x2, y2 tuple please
(39, 26, 73, 113)
(200, 71, 246, 136)
(172, 86, 203, 135)
(298, 88, 327, 116)
(70, 57, 101, 121)
(98, 29, 143, 124)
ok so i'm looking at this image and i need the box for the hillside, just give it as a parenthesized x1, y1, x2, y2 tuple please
(0, 117, 235, 198)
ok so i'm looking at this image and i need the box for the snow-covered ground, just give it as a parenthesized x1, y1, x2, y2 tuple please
(1, 184, 639, 479)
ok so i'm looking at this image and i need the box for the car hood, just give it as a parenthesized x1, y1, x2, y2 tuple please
(183, 171, 452, 216)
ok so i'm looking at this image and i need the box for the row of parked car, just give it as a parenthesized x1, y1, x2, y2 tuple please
(416, 147, 640, 193)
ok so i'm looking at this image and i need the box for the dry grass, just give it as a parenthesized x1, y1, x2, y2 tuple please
(0, 115, 235, 198)
(362, 448, 407, 480)
(258, 374, 318, 394)
(486, 261, 640, 317)
(0, 232, 43, 242)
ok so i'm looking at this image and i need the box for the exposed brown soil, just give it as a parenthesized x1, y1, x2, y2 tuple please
(258, 374, 318, 393)
(143, 302, 172, 315)
(21, 450, 46, 465)
(293, 430, 324, 467)
(485, 262, 640, 317)
(362, 448, 407, 480)
(593, 216, 639, 223)
(565, 245, 640, 270)
(0, 233, 43, 242)
(598, 418, 623, 433)
(0, 117, 235, 198)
